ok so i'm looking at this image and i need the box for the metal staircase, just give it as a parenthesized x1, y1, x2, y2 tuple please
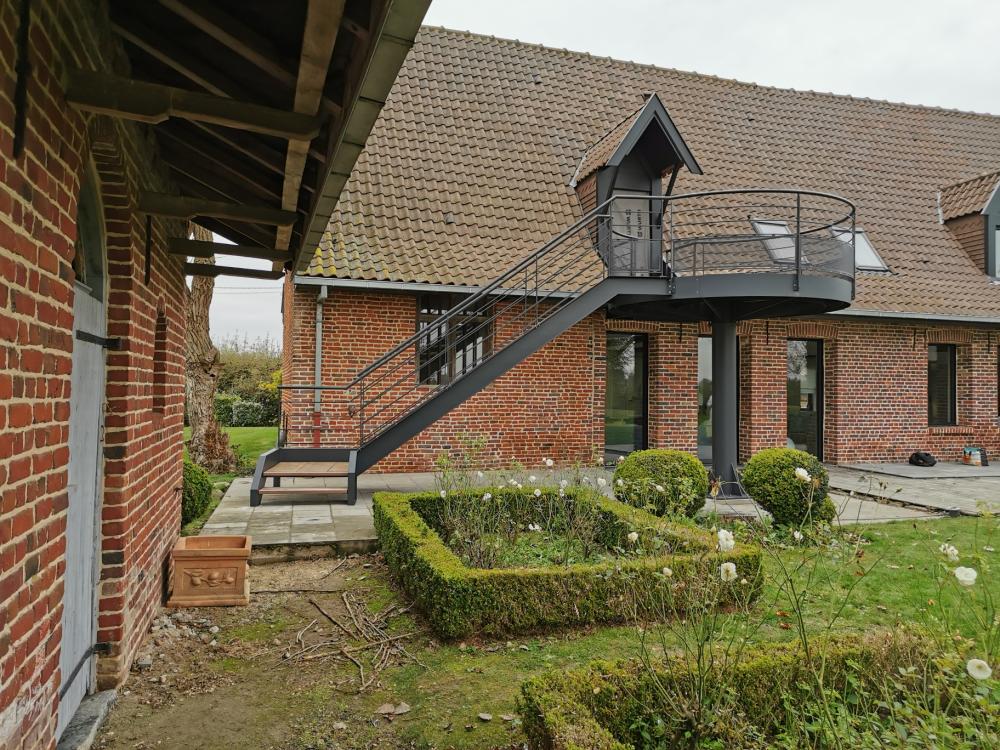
(251, 190, 857, 505)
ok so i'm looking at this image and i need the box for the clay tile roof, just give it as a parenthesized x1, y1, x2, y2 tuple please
(570, 103, 645, 186)
(304, 26, 1000, 319)
(939, 169, 1000, 221)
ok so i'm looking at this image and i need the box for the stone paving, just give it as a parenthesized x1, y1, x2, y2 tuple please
(827, 465, 1000, 516)
(201, 465, 974, 550)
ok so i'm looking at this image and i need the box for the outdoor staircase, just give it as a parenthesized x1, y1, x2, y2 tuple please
(250, 189, 858, 505)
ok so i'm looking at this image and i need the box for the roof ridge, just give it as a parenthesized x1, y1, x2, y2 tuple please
(568, 100, 645, 186)
(418, 25, 1000, 121)
(941, 166, 1000, 191)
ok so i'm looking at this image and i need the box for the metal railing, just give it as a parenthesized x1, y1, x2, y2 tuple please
(281, 189, 856, 447)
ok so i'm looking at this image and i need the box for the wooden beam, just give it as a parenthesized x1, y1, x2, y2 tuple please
(184, 262, 284, 280)
(276, 0, 345, 254)
(168, 238, 291, 263)
(139, 192, 298, 226)
(158, 132, 280, 203)
(65, 69, 322, 140)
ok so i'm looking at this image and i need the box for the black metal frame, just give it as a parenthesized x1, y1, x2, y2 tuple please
(604, 331, 649, 463)
(928, 343, 958, 427)
(787, 338, 825, 461)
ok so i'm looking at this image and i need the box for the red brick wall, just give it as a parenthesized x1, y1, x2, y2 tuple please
(1, 2, 186, 747)
(287, 284, 1000, 472)
(946, 213, 986, 273)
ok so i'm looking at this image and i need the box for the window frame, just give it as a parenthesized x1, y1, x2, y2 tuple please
(416, 292, 493, 386)
(927, 343, 958, 427)
(750, 219, 797, 263)
(831, 226, 888, 271)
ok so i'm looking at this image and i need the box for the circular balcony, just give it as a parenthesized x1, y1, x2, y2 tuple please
(599, 189, 857, 322)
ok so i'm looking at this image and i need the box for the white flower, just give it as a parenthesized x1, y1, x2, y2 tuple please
(966, 658, 993, 680)
(559, 479, 568, 489)
(654, 484, 665, 493)
(794, 467, 812, 483)
(661, 567, 672, 577)
(617, 455, 625, 463)
(528, 475, 537, 482)
(508, 478, 517, 486)
(938, 543, 959, 562)
(544, 458, 554, 468)
(527, 523, 541, 532)
(616, 478, 624, 487)
(533, 488, 542, 497)
(476, 471, 484, 479)
(719, 562, 737, 582)
(439, 490, 447, 498)
(582, 476, 591, 484)
(596, 477, 607, 488)
(793, 530, 804, 542)
(717, 529, 735, 553)
(626, 531, 639, 544)
(954, 567, 978, 587)
(514, 482, 522, 489)
(739, 578, 748, 585)
(984, 546, 996, 553)
(482, 492, 493, 501)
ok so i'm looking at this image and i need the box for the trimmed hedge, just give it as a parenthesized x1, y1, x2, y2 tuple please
(519, 630, 932, 750)
(612, 449, 708, 517)
(373, 487, 761, 639)
(181, 457, 212, 525)
(741, 447, 835, 526)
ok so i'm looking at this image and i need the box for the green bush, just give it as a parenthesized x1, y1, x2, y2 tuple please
(373, 488, 761, 639)
(741, 448, 835, 526)
(213, 392, 239, 426)
(230, 399, 265, 427)
(612, 449, 709, 517)
(181, 457, 212, 525)
(519, 631, 932, 750)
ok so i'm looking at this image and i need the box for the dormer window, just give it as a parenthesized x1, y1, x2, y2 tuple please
(832, 227, 887, 271)
(751, 220, 796, 262)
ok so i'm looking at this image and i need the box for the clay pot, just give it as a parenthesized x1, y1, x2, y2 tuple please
(167, 535, 251, 607)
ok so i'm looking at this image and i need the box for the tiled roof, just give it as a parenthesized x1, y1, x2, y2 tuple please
(939, 169, 1000, 221)
(570, 103, 644, 185)
(305, 26, 1000, 319)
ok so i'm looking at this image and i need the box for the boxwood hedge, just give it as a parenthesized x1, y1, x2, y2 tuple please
(372, 487, 761, 639)
(519, 630, 931, 750)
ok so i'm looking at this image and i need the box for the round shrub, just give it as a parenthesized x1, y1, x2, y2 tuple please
(613, 449, 709, 517)
(182, 457, 212, 525)
(740, 447, 835, 527)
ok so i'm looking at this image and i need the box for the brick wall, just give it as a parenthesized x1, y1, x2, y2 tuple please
(1, 2, 186, 747)
(286, 284, 1000, 472)
(946, 213, 986, 273)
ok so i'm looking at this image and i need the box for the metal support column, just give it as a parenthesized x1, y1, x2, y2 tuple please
(711, 319, 739, 491)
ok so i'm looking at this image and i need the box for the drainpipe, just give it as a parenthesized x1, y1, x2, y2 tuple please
(312, 286, 328, 444)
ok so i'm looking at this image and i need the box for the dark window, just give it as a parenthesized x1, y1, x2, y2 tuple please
(417, 293, 492, 385)
(787, 339, 823, 458)
(604, 332, 648, 463)
(928, 344, 957, 426)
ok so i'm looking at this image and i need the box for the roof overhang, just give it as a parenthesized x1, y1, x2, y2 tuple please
(606, 93, 702, 177)
(70, 0, 430, 278)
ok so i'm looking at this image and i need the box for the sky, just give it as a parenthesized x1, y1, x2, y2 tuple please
(205, 0, 1000, 344)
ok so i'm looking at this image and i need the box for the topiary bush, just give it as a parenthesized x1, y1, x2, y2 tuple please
(612, 449, 709, 517)
(229, 399, 265, 427)
(182, 457, 212, 525)
(740, 447, 835, 526)
(213, 392, 239, 426)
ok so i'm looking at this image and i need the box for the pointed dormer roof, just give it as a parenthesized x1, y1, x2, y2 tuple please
(570, 93, 702, 186)
(939, 168, 1000, 221)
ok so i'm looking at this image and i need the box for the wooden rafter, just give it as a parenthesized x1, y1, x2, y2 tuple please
(183, 262, 284, 280)
(158, 133, 279, 203)
(65, 69, 322, 140)
(276, 0, 346, 254)
(168, 238, 291, 263)
(139, 192, 298, 227)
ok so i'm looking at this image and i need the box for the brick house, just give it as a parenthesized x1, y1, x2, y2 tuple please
(0, 2, 427, 747)
(280, 27, 1000, 484)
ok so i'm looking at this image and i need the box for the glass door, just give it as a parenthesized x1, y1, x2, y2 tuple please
(787, 339, 823, 458)
(605, 333, 648, 462)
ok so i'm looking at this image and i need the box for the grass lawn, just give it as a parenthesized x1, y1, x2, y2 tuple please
(98, 515, 997, 749)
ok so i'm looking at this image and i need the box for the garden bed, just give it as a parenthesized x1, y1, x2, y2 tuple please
(519, 631, 933, 750)
(372, 487, 762, 639)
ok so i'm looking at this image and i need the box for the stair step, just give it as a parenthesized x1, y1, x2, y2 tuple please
(263, 461, 349, 478)
(257, 486, 348, 495)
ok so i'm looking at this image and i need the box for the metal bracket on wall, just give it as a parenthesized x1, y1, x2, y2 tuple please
(76, 330, 122, 350)
(144, 214, 152, 285)
(12, 0, 31, 158)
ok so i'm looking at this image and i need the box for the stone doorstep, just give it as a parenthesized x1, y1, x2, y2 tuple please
(56, 690, 116, 750)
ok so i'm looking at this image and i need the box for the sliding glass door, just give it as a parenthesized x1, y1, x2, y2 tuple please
(605, 333, 648, 462)
(787, 339, 823, 458)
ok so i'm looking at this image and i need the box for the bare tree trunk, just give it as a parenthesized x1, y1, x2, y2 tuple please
(185, 224, 238, 472)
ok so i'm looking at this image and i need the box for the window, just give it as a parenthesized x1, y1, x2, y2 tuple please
(751, 220, 796, 262)
(928, 344, 957, 426)
(417, 293, 492, 385)
(832, 227, 888, 271)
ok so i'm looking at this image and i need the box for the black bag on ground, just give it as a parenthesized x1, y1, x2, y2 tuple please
(908, 451, 937, 467)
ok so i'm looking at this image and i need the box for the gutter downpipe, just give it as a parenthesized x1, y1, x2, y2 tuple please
(312, 285, 328, 445)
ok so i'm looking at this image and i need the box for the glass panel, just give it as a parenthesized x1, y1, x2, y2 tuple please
(697, 337, 713, 462)
(752, 220, 796, 262)
(928, 344, 956, 426)
(832, 227, 887, 270)
(787, 339, 822, 457)
(605, 333, 647, 462)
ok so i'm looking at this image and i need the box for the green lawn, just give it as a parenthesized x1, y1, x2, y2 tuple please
(182, 424, 278, 480)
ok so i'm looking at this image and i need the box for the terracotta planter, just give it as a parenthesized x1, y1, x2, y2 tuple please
(167, 535, 251, 607)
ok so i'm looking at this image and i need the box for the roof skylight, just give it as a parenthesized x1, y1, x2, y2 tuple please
(832, 227, 888, 271)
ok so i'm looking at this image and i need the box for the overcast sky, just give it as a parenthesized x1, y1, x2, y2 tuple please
(206, 0, 1000, 344)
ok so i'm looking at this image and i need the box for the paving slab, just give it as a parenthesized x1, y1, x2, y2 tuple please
(844, 462, 1000, 479)
(827, 465, 1000, 516)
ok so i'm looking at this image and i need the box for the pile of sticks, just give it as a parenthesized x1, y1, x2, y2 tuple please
(277, 592, 422, 692)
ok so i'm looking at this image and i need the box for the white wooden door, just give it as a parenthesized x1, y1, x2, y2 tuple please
(57, 284, 106, 737)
